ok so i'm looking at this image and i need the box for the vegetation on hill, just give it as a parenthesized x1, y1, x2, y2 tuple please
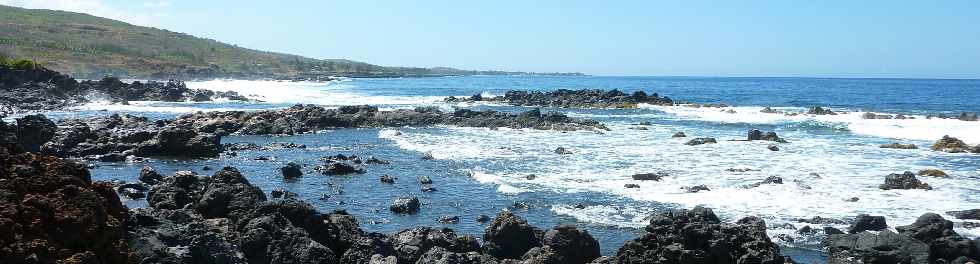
(0, 5, 582, 80)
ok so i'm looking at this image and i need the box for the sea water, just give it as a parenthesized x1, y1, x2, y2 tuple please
(39, 75, 980, 262)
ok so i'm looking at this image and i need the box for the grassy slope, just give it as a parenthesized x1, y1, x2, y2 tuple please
(0, 5, 572, 79)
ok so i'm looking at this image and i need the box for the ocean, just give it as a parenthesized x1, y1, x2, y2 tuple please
(35, 75, 980, 263)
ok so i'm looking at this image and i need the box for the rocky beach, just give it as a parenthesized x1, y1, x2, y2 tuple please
(3, 64, 980, 264)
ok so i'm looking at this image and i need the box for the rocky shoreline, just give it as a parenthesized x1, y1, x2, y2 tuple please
(2, 104, 607, 160)
(0, 65, 251, 114)
(7, 115, 980, 263)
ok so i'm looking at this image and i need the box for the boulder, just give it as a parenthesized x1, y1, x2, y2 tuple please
(613, 206, 786, 264)
(389, 227, 479, 263)
(281, 161, 304, 179)
(540, 224, 600, 264)
(681, 185, 711, 193)
(138, 165, 164, 185)
(390, 196, 421, 214)
(879, 171, 932, 190)
(194, 167, 267, 221)
(672, 132, 687, 138)
(482, 211, 542, 260)
(14, 114, 57, 152)
(0, 145, 131, 263)
(932, 135, 979, 153)
(849, 214, 887, 233)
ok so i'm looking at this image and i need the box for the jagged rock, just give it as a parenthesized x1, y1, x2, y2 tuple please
(624, 184, 640, 189)
(14, 114, 57, 152)
(807, 106, 836, 115)
(672, 132, 687, 138)
(539, 224, 600, 264)
(880, 171, 932, 190)
(391, 196, 421, 214)
(482, 211, 542, 260)
(685, 137, 717, 146)
(389, 227, 478, 263)
(0, 140, 131, 263)
(125, 208, 244, 264)
(826, 213, 980, 264)
(849, 214, 887, 233)
(613, 206, 786, 264)
(767, 145, 780, 151)
(419, 175, 434, 184)
(194, 167, 267, 221)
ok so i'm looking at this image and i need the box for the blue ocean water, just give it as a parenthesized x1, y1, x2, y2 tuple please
(44, 75, 980, 263)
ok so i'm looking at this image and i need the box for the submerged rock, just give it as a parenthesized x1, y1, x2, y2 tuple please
(555, 147, 574, 155)
(685, 137, 717, 146)
(880, 143, 918, 149)
(918, 168, 948, 177)
(632, 172, 667, 181)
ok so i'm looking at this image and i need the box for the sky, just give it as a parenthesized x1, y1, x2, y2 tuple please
(2, 0, 980, 78)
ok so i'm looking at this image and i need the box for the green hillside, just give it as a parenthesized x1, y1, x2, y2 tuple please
(0, 5, 580, 79)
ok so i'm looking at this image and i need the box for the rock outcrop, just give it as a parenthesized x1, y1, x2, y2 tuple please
(446, 89, 674, 108)
(613, 206, 788, 264)
(0, 65, 249, 113)
(931, 135, 980, 153)
(879, 171, 932, 190)
(825, 213, 980, 264)
(0, 119, 131, 263)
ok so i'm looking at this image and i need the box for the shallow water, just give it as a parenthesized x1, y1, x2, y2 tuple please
(33, 75, 980, 262)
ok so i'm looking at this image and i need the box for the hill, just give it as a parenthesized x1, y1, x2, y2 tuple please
(0, 5, 582, 80)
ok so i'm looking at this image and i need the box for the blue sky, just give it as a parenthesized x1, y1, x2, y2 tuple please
(3, 0, 980, 78)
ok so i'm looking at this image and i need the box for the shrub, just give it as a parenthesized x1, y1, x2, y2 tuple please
(5, 59, 40, 70)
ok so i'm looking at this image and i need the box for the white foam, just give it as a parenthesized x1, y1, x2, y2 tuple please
(186, 79, 447, 106)
(646, 105, 980, 144)
(380, 122, 980, 240)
